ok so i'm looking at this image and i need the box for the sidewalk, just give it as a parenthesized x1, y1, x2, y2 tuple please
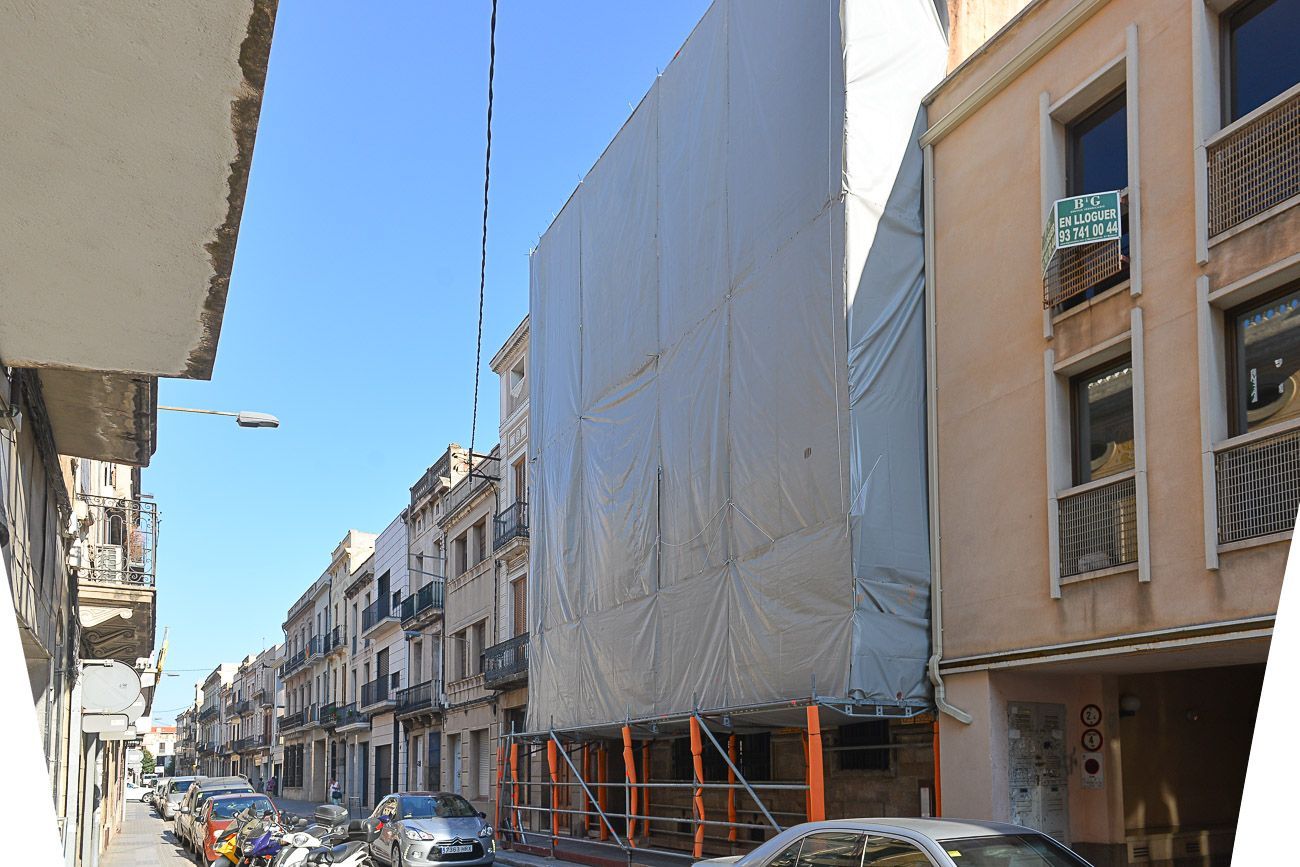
(102, 802, 192, 866)
(496, 830, 695, 867)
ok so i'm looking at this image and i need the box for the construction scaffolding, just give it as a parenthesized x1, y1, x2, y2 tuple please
(496, 699, 931, 864)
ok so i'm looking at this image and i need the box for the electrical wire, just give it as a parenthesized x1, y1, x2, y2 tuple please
(469, 0, 499, 458)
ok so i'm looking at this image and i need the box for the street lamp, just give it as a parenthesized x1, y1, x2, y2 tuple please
(158, 406, 280, 428)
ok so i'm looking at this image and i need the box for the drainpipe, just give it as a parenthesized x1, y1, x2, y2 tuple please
(923, 141, 972, 726)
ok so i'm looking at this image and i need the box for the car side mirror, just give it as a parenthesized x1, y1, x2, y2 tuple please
(478, 811, 487, 819)
(364, 822, 380, 843)
(179, 807, 190, 815)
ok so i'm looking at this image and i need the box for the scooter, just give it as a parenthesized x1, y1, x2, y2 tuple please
(267, 823, 373, 866)
(211, 808, 293, 866)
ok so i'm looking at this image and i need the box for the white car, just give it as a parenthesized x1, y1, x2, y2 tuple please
(695, 819, 1093, 867)
(124, 781, 153, 802)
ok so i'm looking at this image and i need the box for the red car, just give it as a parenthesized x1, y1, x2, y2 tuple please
(197, 792, 279, 863)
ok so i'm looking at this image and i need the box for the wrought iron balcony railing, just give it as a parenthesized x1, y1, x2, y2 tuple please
(280, 648, 307, 678)
(306, 635, 324, 660)
(325, 625, 346, 653)
(1215, 423, 1300, 544)
(1057, 472, 1139, 579)
(235, 699, 254, 716)
(483, 634, 529, 687)
(360, 678, 393, 710)
(198, 704, 219, 722)
(396, 680, 441, 716)
(493, 500, 529, 551)
(1208, 83, 1300, 237)
(332, 702, 369, 730)
(74, 494, 158, 586)
(361, 597, 396, 634)
(280, 709, 306, 731)
(400, 581, 445, 624)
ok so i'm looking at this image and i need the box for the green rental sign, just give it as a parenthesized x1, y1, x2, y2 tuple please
(1041, 191, 1122, 273)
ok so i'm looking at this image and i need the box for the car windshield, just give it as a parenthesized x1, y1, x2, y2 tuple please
(939, 835, 1091, 867)
(170, 781, 194, 795)
(398, 795, 478, 819)
(197, 788, 247, 808)
(211, 797, 274, 820)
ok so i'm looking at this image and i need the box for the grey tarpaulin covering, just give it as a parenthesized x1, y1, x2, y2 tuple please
(527, 0, 947, 731)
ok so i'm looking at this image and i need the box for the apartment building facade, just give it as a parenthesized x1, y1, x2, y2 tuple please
(487, 321, 530, 745)
(399, 445, 468, 792)
(339, 552, 377, 806)
(198, 664, 238, 776)
(924, 0, 1297, 863)
(440, 446, 501, 812)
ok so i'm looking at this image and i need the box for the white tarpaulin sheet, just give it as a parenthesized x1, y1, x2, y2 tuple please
(528, 0, 947, 730)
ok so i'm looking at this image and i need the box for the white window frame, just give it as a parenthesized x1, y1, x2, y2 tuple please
(1196, 254, 1300, 566)
(1040, 25, 1143, 338)
(1045, 307, 1151, 596)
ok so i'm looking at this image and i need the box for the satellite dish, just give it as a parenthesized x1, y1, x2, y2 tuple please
(81, 661, 141, 714)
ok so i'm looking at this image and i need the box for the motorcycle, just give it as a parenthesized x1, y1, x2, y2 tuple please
(211, 807, 298, 866)
(267, 822, 373, 866)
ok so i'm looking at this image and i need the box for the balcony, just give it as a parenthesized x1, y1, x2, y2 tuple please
(1042, 193, 1128, 310)
(302, 703, 321, 728)
(306, 634, 324, 660)
(400, 581, 445, 626)
(73, 493, 159, 663)
(234, 734, 268, 753)
(197, 741, 215, 755)
(483, 634, 529, 689)
(332, 702, 370, 733)
(280, 709, 306, 732)
(360, 677, 395, 712)
(396, 680, 442, 717)
(361, 597, 398, 635)
(1215, 424, 1300, 545)
(1057, 472, 1139, 580)
(280, 648, 307, 678)
(198, 704, 219, 722)
(325, 625, 347, 655)
(493, 500, 529, 552)
(1207, 83, 1300, 238)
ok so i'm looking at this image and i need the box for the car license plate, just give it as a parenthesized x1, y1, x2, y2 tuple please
(440, 845, 474, 854)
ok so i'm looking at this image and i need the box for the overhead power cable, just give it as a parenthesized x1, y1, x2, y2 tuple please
(469, 0, 499, 458)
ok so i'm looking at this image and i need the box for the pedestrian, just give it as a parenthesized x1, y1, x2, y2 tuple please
(267, 774, 277, 797)
(329, 778, 342, 807)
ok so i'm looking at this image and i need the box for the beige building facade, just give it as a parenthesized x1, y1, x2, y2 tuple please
(924, 0, 1297, 863)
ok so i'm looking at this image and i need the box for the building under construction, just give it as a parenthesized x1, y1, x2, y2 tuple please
(507, 0, 1012, 860)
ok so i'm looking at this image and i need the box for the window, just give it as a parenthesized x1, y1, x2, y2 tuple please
(1225, 0, 1300, 122)
(472, 621, 487, 672)
(860, 836, 933, 867)
(1229, 285, 1300, 434)
(768, 840, 804, 867)
(1071, 359, 1135, 484)
(513, 459, 527, 503)
(838, 721, 891, 771)
(512, 577, 528, 636)
(473, 520, 488, 563)
(1068, 92, 1128, 197)
(797, 833, 867, 867)
(454, 534, 468, 575)
(671, 732, 770, 781)
(392, 590, 401, 610)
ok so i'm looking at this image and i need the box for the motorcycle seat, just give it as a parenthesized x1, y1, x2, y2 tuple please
(332, 841, 367, 860)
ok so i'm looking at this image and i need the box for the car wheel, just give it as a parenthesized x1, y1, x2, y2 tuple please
(393, 844, 403, 867)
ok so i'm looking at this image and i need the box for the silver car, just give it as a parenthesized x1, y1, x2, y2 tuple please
(159, 775, 198, 821)
(364, 792, 495, 867)
(696, 819, 1092, 867)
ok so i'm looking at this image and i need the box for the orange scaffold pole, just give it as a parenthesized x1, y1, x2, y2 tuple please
(806, 706, 825, 822)
(510, 741, 521, 839)
(621, 726, 638, 847)
(689, 716, 706, 859)
(547, 740, 560, 851)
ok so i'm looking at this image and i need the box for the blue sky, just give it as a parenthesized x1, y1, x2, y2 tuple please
(148, 0, 711, 723)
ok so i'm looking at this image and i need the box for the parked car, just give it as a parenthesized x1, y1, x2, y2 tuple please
(176, 776, 254, 854)
(694, 819, 1092, 867)
(159, 775, 200, 821)
(124, 781, 152, 802)
(151, 779, 169, 811)
(363, 792, 495, 867)
(195, 792, 278, 864)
